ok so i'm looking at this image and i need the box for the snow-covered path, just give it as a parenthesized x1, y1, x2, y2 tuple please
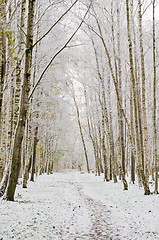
(0, 171, 159, 240)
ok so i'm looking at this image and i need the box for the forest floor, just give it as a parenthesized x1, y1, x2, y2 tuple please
(0, 171, 159, 240)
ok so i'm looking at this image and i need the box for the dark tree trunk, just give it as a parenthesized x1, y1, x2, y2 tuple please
(30, 126, 38, 182)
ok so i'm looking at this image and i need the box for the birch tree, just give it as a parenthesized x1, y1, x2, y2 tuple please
(137, 0, 149, 181)
(152, 0, 158, 193)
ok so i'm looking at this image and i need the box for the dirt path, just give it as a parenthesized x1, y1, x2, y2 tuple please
(0, 171, 119, 240)
(61, 172, 120, 240)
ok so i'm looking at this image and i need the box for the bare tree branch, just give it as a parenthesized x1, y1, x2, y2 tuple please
(29, 3, 92, 100)
(32, 0, 79, 48)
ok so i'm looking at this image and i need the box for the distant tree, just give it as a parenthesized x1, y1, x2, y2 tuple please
(71, 82, 90, 173)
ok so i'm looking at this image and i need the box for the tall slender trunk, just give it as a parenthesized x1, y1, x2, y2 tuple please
(30, 126, 38, 182)
(152, 0, 158, 193)
(98, 124, 104, 174)
(130, 87, 135, 183)
(0, 1, 7, 182)
(72, 87, 90, 173)
(108, 77, 117, 183)
(23, 4, 39, 186)
(0, 0, 2, 83)
(0, 1, 7, 137)
(1, 76, 15, 194)
(138, 0, 149, 181)
(117, 7, 126, 182)
(101, 111, 109, 181)
(23, 115, 31, 188)
(131, 2, 145, 171)
(14, 0, 26, 130)
(111, 6, 127, 188)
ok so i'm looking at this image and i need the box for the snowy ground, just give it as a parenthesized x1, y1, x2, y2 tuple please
(0, 171, 159, 240)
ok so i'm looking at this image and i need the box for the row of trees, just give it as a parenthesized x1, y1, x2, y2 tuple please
(0, 0, 158, 201)
(70, 0, 159, 195)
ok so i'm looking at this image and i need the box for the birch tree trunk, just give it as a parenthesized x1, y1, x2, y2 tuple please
(0, 0, 7, 136)
(152, 0, 158, 193)
(111, 6, 127, 188)
(108, 77, 117, 183)
(30, 126, 38, 182)
(131, 2, 145, 172)
(14, 0, 26, 130)
(0, 1, 7, 182)
(138, 0, 149, 181)
(0, 0, 2, 83)
(72, 86, 90, 173)
(23, 5, 39, 186)
(86, 108, 99, 175)
(130, 87, 135, 183)
(101, 111, 109, 181)
(98, 123, 104, 174)
(0, 0, 18, 194)
(23, 115, 31, 188)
